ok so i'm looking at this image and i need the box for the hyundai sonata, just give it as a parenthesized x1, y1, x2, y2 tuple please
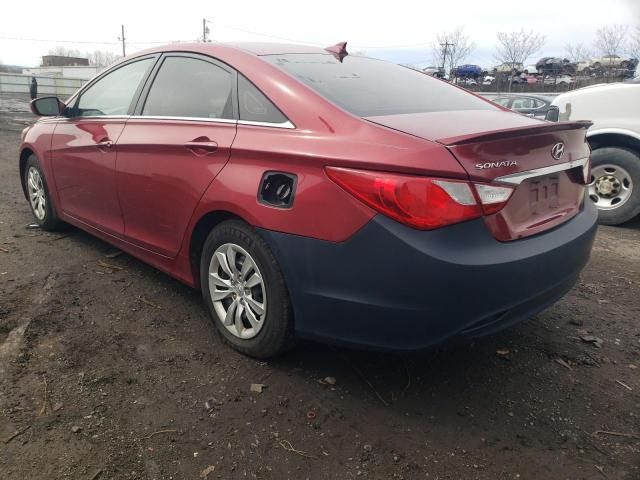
(20, 42, 597, 358)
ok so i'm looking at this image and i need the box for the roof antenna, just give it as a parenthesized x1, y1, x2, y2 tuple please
(325, 42, 348, 62)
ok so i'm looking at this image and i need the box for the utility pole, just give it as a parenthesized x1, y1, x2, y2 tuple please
(202, 18, 211, 43)
(440, 40, 454, 71)
(119, 25, 126, 56)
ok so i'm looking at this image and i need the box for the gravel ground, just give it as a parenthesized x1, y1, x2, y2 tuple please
(1, 93, 639, 480)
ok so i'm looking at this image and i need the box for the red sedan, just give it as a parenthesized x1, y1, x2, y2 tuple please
(21, 42, 597, 358)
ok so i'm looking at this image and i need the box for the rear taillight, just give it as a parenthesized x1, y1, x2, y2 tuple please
(326, 167, 513, 230)
(474, 184, 514, 215)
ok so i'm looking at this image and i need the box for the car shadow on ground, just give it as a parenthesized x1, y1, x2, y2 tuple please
(57, 223, 564, 414)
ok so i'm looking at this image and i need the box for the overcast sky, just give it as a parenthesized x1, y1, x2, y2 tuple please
(1, 0, 638, 67)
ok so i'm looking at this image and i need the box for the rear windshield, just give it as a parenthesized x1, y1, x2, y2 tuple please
(264, 54, 496, 117)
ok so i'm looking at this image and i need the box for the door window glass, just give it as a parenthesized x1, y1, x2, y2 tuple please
(75, 59, 153, 116)
(142, 56, 233, 119)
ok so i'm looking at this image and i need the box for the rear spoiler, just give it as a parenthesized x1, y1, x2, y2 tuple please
(436, 120, 593, 146)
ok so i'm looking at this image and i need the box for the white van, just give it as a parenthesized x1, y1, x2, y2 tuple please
(549, 83, 640, 225)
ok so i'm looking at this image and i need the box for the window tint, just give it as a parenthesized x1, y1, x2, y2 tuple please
(492, 98, 511, 107)
(238, 75, 288, 124)
(75, 59, 153, 116)
(265, 54, 496, 117)
(511, 98, 544, 109)
(142, 56, 233, 119)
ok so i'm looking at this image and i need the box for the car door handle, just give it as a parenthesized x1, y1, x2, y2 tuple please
(184, 140, 218, 156)
(97, 139, 113, 149)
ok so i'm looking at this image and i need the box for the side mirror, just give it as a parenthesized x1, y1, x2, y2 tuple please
(30, 96, 63, 116)
(545, 105, 559, 122)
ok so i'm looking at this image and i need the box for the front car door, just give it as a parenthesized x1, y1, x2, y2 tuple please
(51, 56, 157, 235)
(115, 53, 238, 257)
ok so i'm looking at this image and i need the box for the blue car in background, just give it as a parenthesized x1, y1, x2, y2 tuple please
(452, 64, 483, 78)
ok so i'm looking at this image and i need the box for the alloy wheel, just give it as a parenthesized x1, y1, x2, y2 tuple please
(208, 243, 267, 339)
(588, 163, 633, 210)
(27, 166, 46, 220)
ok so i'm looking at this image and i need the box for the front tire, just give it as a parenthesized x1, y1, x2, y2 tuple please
(200, 220, 295, 358)
(588, 147, 640, 225)
(23, 155, 64, 231)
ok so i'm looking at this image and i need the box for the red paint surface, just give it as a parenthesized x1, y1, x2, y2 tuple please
(116, 119, 237, 257)
(50, 118, 127, 235)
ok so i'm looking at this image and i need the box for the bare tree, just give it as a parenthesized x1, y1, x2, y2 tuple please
(629, 26, 640, 60)
(494, 29, 546, 91)
(593, 24, 629, 81)
(87, 50, 120, 69)
(432, 27, 475, 77)
(594, 24, 628, 56)
(48, 46, 85, 58)
(565, 43, 593, 63)
(46, 47, 118, 69)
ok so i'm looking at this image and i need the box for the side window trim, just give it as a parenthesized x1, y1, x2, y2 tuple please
(237, 119, 295, 129)
(65, 54, 160, 118)
(134, 52, 239, 120)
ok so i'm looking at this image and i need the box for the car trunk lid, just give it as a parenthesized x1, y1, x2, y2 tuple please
(366, 111, 592, 241)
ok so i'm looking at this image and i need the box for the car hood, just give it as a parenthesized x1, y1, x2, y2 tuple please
(365, 109, 545, 145)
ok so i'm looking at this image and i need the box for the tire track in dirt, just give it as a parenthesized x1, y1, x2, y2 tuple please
(0, 273, 57, 401)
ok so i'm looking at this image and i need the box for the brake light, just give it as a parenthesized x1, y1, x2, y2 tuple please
(326, 167, 513, 230)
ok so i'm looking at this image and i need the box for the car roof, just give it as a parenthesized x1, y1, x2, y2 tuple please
(224, 42, 330, 55)
(131, 42, 331, 58)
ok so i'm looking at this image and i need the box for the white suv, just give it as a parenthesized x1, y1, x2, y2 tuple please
(549, 83, 640, 224)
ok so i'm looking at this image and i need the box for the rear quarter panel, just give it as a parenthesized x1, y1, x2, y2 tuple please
(184, 119, 469, 244)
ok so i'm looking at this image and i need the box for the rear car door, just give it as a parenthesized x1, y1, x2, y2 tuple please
(51, 56, 156, 235)
(115, 53, 237, 257)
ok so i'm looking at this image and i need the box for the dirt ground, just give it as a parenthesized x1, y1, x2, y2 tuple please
(1, 94, 639, 480)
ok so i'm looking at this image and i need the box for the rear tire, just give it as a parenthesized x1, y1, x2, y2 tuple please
(200, 220, 295, 358)
(23, 154, 64, 231)
(589, 147, 640, 225)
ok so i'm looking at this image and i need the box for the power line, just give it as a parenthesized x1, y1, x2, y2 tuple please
(203, 20, 325, 46)
(0, 27, 433, 52)
(206, 21, 431, 50)
(0, 35, 119, 45)
(0, 35, 186, 48)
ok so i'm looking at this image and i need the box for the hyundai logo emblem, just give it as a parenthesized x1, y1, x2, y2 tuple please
(551, 142, 565, 160)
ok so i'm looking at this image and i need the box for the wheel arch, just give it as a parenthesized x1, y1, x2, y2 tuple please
(188, 210, 249, 288)
(19, 147, 35, 200)
(587, 130, 640, 157)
